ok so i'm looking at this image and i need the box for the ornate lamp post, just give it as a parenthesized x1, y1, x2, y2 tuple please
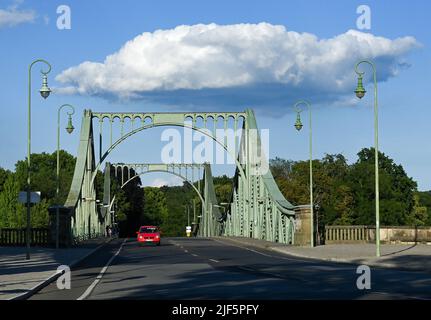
(26, 60, 52, 260)
(55, 104, 75, 249)
(354, 60, 380, 257)
(293, 100, 314, 248)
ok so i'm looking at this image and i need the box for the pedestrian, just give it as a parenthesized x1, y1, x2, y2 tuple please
(106, 225, 110, 237)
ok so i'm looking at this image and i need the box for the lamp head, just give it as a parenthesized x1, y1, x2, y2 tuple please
(354, 74, 366, 99)
(39, 74, 51, 99)
(294, 113, 303, 131)
(65, 115, 74, 134)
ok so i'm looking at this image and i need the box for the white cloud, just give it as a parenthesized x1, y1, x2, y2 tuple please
(56, 23, 419, 111)
(0, 1, 36, 28)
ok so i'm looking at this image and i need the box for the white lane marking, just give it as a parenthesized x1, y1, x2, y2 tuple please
(77, 238, 127, 300)
(209, 259, 220, 263)
(191, 254, 198, 257)
(184, 250, 189, 253)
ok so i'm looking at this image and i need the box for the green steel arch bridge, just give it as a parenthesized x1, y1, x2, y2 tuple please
(62, 109, 297, 245)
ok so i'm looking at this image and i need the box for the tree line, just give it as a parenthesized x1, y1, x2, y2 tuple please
(0, 148, 430, 235)
(270, 148, 431, 230)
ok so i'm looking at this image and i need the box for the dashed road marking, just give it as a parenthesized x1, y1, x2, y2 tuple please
(209, 259, 220, 263)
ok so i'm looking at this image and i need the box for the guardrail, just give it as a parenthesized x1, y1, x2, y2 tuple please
(325, 225, 372, 244)
(325, 225, 431, 244)
(0, 228, 50, 246)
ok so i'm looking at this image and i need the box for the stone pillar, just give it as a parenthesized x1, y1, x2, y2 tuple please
(48, 206, 73, 247)
(294, 205, 312, 246)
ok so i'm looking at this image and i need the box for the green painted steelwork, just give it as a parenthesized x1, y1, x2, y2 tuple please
(26, 59, 51, 260)
(223, 109, 296, 243)
(63, 109, 296, 244)
(293, 100, 314, 247)
(105, 163, 213, 236)
(355, 60, 380, 257)
(56, 104, 75, 249)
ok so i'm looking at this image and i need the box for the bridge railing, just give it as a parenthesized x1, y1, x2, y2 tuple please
(326, 225, 431, 244)
(0, 228, 50, 246)
(324, 225, 371, 244)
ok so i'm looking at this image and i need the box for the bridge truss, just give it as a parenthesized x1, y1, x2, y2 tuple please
(63, 109, 296, 244)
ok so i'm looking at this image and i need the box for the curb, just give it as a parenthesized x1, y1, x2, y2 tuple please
(269, 247, 431, 273)
(215, 237, 431, 274)
(9, 237, 115, 301)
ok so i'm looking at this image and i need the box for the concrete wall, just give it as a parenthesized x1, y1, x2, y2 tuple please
(379, 226, 431, 244)
(325, 225, 431, 245)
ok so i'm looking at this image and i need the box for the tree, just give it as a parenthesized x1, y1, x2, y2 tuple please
(0, 167, 12, 193)
(416, 191, 431, 225)
(348, 148, 417, 225)
(270, 149, 419, 228)
(0, 151, 76, 229)
(14, 151, 76, 205)
(270, 154, 354, 228)
(0, 174, 24, 228)
(269, 157, 293, 180)
(213, 175, 233, 204)
(110, 168, 144, 237)
(405, 194, 428, 226)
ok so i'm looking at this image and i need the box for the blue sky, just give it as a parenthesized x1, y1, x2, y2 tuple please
(0, 0, 430, 190)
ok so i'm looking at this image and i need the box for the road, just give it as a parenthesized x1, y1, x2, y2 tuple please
(30, 237, 431, 300)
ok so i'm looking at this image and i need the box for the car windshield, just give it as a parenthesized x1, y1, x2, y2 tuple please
(139, 227, 158, 233)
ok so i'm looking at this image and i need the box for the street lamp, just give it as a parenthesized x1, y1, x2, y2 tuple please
(293, 100, 314, 248)
(56, 104, 75, 249)
(354, 60, 380, 257)
(26, 59, 52, 260)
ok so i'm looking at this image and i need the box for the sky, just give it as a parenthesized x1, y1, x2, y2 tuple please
(0, 0, 430, 190)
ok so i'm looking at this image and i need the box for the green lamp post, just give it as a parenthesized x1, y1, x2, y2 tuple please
(354, 60, 380, 257)
(26, 59, 52, 260)
(56, 104, 75, 249)
(293, 100, 314, 247)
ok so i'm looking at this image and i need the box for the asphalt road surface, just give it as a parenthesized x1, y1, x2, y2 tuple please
(30, 237, 431, 300)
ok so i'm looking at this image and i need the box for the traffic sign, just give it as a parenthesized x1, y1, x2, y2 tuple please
(18, 191, 41, 204)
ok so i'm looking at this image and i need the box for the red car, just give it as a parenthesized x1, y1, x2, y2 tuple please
(136, 226, 161, 246)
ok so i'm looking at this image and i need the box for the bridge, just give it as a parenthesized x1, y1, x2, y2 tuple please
(59, 109, 301, 246)
(5, 108, 431, 301)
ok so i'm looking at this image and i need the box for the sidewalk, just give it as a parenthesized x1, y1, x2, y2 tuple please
(215, 236, 431, 273)
(0, 237, 111, 300)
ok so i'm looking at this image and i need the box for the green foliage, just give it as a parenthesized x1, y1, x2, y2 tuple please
(213, 175, 233, 204)
(142, 187, 168, 226)
(405, 194, 428, 226)
(110, 169, 144, 236)
(0, 167, 12, 193)
(347, 148, 417, 225)
(0, 151, 76, 229)
(416, 191, 431, 225)
(0, 174, 24, 228)
(1, 145, 426, 237)
(14, 151, 76, 204)
(270, 148, 425, 228)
